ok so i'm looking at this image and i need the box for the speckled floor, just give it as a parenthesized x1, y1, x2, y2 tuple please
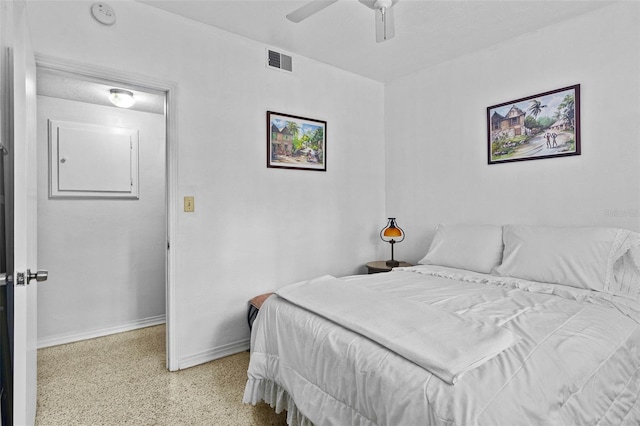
(36, 325, 287, 425)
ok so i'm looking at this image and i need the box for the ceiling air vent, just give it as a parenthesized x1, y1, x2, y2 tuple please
(267, 49, 293, 72)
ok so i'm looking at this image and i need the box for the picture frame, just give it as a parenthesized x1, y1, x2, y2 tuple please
(267, 111, 327, 171)
(487, 84, 580, 164)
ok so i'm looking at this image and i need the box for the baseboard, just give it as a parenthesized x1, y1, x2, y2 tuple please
(37, 314, 166, 349)
(178, 338, 250, 370)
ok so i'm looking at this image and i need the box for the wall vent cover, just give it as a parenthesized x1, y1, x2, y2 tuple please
(267, 50, 293, 72)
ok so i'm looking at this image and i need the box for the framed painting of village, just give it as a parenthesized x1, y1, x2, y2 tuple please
(487, 84, 580, 164)
(267, 111, 327, 171)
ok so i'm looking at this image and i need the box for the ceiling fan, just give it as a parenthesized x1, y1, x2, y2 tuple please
(286, 0, 400, 42)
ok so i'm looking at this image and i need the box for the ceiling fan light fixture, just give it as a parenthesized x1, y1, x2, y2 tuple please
(374, 0, 393, 10)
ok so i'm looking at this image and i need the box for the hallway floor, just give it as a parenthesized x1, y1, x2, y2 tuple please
(36, 325, 287, 425)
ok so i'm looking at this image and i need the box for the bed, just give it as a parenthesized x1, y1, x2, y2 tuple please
(243, 224, 640, 425)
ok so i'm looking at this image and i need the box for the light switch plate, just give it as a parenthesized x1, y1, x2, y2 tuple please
(184, 196, 194, 212)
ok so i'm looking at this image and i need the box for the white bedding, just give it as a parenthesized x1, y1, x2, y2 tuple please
(276, 275, 520, 385)
(244, 265, 640, 425)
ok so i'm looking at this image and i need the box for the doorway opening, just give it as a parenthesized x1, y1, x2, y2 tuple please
(33, 56, 177, 370)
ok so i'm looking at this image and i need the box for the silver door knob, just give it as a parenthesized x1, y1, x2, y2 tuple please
(0, 273, 10, 287)
(27, 269, 48, 283)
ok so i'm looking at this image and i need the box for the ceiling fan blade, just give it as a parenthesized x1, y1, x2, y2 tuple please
(286, 0, 339, 23)
(375, 6, 395, 42)
(358, 0, 377, 9)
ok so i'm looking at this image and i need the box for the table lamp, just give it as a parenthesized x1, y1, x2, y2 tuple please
(380, 217, 405, 267)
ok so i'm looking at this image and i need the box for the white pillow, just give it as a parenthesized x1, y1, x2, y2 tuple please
(493, 225, 620, 292)
(611, 244, 640, 299)
(418, 224, 504, 274)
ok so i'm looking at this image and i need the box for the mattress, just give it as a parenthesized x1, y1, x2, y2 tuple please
(244, 265, 640, 425)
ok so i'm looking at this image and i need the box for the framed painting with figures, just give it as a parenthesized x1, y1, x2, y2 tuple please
(267, 111, 326, 171)
(487, 85, 580, 164)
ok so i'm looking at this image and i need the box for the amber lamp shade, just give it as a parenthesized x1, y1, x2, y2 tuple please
(380, 218, 405, 267)
(383, 227, 402, 238)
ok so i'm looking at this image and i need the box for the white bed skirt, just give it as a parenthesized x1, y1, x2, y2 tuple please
(243, 377, 314, 426)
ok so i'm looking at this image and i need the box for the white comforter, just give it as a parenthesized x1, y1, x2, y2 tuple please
(276, 275, 521, 385)
(244, 265, 640, 426)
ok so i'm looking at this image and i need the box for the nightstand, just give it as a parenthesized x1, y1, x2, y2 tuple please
(247, 292, 274, 331)
(366, 261, 413, 274)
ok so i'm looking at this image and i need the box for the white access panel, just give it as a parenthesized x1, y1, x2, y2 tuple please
(49, 120, 139, 198)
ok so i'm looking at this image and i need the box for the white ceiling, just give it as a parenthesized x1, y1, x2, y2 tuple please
(139, 0, 614, 83)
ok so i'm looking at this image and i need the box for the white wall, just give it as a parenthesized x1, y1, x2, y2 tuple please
(26, 0, 386, 366)
(385, 2, 640, 262)
(36, 96, 166, 347)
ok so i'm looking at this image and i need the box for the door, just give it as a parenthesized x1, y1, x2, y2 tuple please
(1, 1, 41, 425)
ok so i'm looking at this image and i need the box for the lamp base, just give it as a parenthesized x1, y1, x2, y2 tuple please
(385, 259, 400, 267)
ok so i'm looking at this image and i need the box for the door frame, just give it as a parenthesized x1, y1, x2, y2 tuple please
(35, 54, 179, 371)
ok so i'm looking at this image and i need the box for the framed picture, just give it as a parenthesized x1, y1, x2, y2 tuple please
(267, 111, 326, 171)
(487, 84, 580, 164)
